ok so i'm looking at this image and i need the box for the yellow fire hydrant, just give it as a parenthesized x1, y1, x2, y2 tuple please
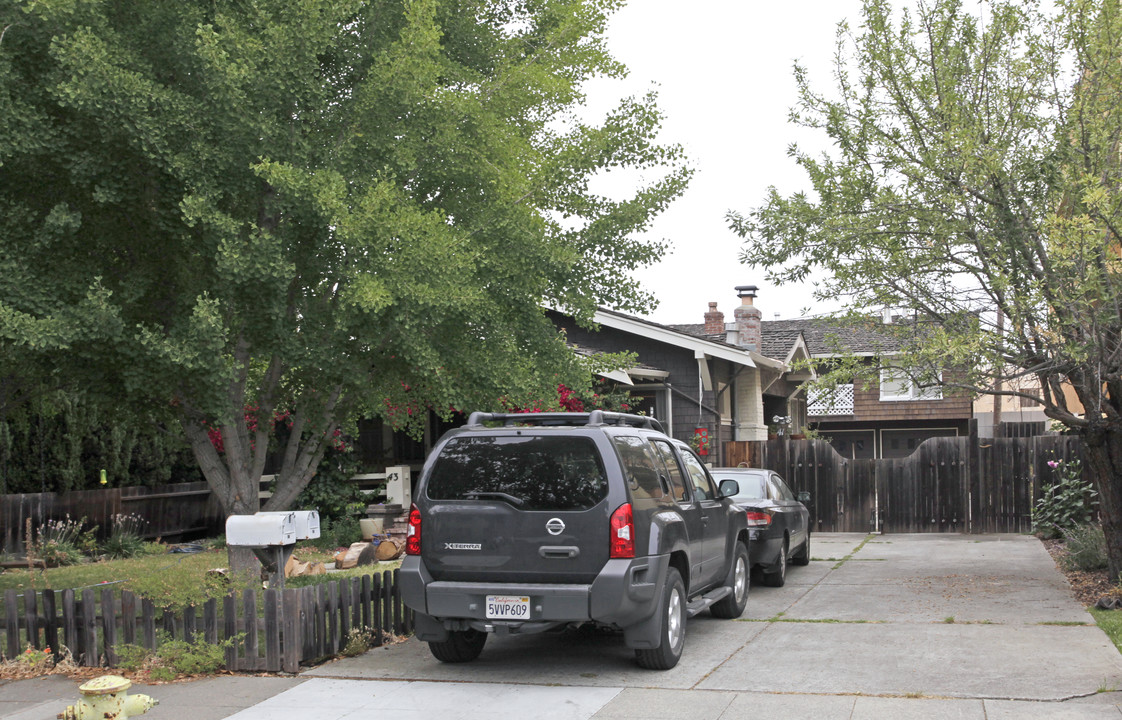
(59, 675, 158, 720)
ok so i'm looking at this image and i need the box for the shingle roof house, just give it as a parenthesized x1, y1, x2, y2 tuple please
(547, 288, 814, 465)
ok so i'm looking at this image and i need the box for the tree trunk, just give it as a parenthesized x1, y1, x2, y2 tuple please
(1081, 427, 1122, 581)
(226, 545, 263, 585)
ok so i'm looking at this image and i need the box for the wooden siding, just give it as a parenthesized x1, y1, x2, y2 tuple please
(811, 366, 974, 423)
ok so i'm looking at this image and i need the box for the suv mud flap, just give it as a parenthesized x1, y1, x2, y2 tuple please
(610, 555, 670, 650)
(413, 611, 450, 642)
(400, 556, 432, 614)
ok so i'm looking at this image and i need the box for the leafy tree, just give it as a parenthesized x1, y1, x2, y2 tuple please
(730, 0, 1122, 575)
(0, 0, 688, 553)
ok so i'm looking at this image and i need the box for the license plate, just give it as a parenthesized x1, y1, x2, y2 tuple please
(485, 595, 531, 620)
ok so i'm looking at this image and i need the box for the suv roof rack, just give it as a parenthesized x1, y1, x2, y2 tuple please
(466, 410, 665, 434)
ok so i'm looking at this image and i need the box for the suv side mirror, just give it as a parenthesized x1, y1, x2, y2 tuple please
(719, 479, 740, 499)
(798, 491, 812, 505)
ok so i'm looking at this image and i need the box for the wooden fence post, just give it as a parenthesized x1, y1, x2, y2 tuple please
(4, 589, 19, 659)
(62, 590, 77, 659)
(314, 584, 327, 659)
(968, 419, 981, 533)
(80, 588, 97, 666)
(264, 589, 280, 672)
(121, 591, 136, 646)
(23, 589, 38, 650)
(223, 593, 237, 670)
(101, 587, 117, 666)
(371, 573, 383, 647)
(327, 582, 339, 656)
(203, 598, 218, 645)
(184, 604, 197, 645)
(300, 587, 315, 662)
(281, 588, 300, 673)
(243, 588, 258, 671)
(350, 578, 361, 634)
(141, 598, 156, 650)
(338, 580, 351, 646)
(42, 589, 58, 661)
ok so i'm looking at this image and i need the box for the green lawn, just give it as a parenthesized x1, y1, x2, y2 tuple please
(1090, 609, 1122, 655)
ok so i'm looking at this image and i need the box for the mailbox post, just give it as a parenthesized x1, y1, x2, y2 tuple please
(225, 511, 319, 589)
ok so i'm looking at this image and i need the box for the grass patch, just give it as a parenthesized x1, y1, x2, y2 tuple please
(0, 545, 401, 610)
(1088, 609, 1122, 654)
(1039, 620, 1091, 626)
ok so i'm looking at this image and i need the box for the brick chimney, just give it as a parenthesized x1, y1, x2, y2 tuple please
(734, 285, 761, 352)
(703, 302, 724, 336)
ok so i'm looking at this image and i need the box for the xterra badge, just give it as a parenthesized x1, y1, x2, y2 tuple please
(444, 543, 482, 550)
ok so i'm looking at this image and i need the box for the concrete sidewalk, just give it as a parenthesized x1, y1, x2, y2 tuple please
(5, 533, 1122, 719)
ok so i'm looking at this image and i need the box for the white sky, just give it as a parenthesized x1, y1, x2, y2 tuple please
(583, 0, 869, 325)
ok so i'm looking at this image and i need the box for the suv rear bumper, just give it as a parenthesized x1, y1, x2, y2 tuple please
(401, 554, 669, 639)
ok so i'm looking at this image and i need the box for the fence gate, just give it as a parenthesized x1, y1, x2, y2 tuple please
(724, 434, 1084, 534)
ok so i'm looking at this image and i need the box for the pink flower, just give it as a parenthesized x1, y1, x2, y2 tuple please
(1047, 460, 1059, 469)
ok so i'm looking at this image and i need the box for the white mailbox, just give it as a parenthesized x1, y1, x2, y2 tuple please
(256, 510, 320, 540)
(226, 513, 296, 548)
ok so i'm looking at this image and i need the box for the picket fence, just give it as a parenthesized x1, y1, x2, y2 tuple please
(1, 569, 413, 673)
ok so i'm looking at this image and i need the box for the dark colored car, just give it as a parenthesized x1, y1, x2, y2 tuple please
(400, 411, 750, 670)
(710, 468, 811, 587)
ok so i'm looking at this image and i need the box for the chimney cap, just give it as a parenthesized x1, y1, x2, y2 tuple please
(707, 301, 718, 309)
(735, 285, 759, 298)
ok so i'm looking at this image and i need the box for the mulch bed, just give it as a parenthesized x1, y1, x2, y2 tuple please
(1042, 537, 1122, 608)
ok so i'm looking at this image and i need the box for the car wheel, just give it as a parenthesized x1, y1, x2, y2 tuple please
(711, 542, 749, 619)
(791, 532, 811, 566)
(428, 628, 487, 663)
(761, 539, 788, 587)
(635, 567, 686, 670)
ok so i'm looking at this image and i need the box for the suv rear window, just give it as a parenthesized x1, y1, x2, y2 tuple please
(426, 435, 609, 510)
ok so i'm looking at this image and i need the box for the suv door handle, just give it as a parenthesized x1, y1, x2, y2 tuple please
(540, 546, 580, 559)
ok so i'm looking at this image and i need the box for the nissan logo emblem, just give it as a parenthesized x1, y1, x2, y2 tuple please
(546, 518, 565, 536)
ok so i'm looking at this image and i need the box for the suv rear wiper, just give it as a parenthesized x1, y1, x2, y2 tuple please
(464, 491, 525, 507)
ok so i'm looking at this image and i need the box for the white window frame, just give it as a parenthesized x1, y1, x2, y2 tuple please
(879, 368, 942, 401)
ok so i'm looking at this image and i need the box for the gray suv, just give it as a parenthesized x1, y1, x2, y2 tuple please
(400, 411, 750, 669)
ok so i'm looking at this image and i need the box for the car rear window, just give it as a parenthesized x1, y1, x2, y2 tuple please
(713, 472, 767, 502)
(426, 435, 609, 510)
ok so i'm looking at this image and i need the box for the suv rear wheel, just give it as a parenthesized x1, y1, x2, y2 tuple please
(429, 629, 487, 663)
(635, 567, 686, 670)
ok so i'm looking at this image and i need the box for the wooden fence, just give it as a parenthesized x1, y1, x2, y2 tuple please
(1, 481, 227, 554)
(1, 570, 413, 673)
(2, 466, 415, 554)
(724, 432, 1084, 534)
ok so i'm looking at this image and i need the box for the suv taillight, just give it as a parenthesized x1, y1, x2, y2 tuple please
(406, 504, 422, 555)
(745, 509, 773, 527)
(609, 503, 635, 559)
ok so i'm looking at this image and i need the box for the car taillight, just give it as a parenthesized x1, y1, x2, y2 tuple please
(609, 503, 635, 559)
(406, 504, 422, 555)
(745, 510, 773, 527)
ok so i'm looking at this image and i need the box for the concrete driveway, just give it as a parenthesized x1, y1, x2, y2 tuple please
(7, 533, 1122, 719)
(300, 533, 1122, 718)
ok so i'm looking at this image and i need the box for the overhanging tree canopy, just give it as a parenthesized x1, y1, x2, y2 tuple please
(0, 0, 689, 517)
(730, 0, 1122, 573)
